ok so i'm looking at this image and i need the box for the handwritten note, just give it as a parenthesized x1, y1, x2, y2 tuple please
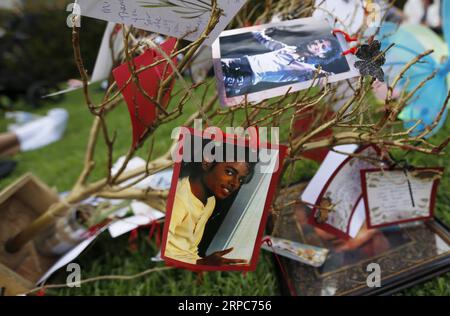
(302, 145, 381, 238)
(77, 0, 247, 45)
(363, 169, 438, 227)
(320, 146, 379, 234)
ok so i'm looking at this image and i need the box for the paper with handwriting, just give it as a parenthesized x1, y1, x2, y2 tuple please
(302, 145, 381, 238)
(76, 0, 247, 45)
(362, 169, 440, 227)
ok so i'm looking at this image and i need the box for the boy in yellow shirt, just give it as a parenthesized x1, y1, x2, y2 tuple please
(165, 140, 257, 266)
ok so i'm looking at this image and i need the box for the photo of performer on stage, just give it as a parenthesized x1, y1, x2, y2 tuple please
(213, 18, 359, 106)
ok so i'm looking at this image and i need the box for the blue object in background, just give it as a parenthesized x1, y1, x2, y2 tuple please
(377, 0, 450, 137)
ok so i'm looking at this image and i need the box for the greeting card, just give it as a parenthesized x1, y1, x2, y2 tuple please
(113, 38, 177, 147)
(361, 168, 443, 228)
(301, 145, 382, 239)
(76, 0, 247, 46)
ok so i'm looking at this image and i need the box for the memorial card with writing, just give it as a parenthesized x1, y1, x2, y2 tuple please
(76, 0, 247, 45)
(361, 168, 443, 228)
(301, 145, 382, 239)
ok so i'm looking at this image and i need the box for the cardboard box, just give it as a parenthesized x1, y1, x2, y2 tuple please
(0, 173, 60, 296)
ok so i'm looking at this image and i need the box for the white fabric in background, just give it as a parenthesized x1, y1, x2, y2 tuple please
(404, 0, 441, 28)
(11, 108, 69, 152)
(312, 0, 366, 35)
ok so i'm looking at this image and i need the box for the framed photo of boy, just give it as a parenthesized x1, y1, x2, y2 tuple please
(212, 17, 360, 107)
(161, 128, 287, 271)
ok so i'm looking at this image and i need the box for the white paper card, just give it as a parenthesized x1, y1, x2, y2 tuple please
(364, 169, 437, 227)
(76, 0, 247, 45)
(91, 22, 125, 83)
(108, 201, 165, 238)
(312, 0, 389, 35)
(302, 144, 358, 206)
(261, 236, 329, 267)
(108, 215, 152, 238)
(43, 22, 124, 98)
(111, 156, 173, 190)
(349, 199, 366, 237)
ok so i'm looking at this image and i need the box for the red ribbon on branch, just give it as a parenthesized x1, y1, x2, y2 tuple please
(332, 29, 359, 56)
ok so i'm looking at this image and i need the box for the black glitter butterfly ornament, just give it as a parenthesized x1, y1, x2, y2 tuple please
(354, 40, 386, 82)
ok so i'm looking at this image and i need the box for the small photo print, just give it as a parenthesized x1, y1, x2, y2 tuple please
(361, 168, 443, 228)
(212, 17, 360, 106)
(161, 128, 287, 271)
(261, 236, 329, 267)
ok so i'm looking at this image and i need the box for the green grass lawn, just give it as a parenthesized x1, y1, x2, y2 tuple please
(0, 82, 449, 296)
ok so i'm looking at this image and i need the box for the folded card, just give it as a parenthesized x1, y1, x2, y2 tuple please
(361, 168, 443, 228)
(76, 0, 247, 46)
(113, 38, 177, 147)
(301, 145, 382, 239)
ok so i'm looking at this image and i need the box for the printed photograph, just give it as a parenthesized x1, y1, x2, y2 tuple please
(212, 17, 359, 106)
(161, 129, 286, 271)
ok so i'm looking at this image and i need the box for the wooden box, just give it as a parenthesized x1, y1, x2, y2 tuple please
(0, 173, 60, 296)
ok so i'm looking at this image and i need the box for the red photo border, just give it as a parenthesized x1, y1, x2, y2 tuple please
(308, 145, 381, 240)
(361, 167, 444, 229)
(160, 127, 288, 271)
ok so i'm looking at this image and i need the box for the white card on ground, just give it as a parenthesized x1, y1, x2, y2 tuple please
(151, 250, 163, 262)
(12, 109, 69, 152)
(108, 201, 165, 238)
(261, 236, 329, 267)
(108, 215, 153, 238)
(76, 0, 247, 46)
